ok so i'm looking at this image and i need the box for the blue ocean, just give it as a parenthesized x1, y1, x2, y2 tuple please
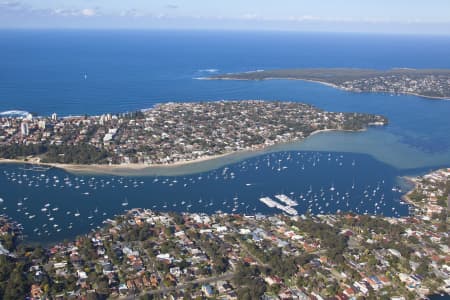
(0, 30, 449, 242)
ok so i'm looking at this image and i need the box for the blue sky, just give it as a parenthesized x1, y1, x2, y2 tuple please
(1, 0, 450, 34)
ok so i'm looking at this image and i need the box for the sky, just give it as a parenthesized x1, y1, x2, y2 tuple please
(1, 0, 450, 34)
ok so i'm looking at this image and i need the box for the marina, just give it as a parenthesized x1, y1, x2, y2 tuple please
(259, 196, 298, 215)
(274, 194, 298, 206)
(0, 150, 413, 243)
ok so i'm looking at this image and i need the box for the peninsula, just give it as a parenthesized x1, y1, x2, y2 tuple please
(210, 68, 450, 100)
(0, 101, 387, 168)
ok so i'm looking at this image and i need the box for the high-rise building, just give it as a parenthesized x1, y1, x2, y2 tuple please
(38, 120, 46, 129)
(21, 122, 29, 136)
(51, 113, 57, 121)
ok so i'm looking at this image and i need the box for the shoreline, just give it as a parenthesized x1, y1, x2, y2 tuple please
(399, 168, 447, 209)
(0, 151, 242, 174)
(206, 76, 450, 101)
(0, 128, 367, 176)
(400, 176, 419, 207)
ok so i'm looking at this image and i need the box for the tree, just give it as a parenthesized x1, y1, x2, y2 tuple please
(416, 262, 429, 276)
(86, 292, 100, 300)
(96, 278, 110, 299)
(3, 265, 29, 300)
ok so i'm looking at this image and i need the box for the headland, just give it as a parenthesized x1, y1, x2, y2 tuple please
(209, 68, 450, 100)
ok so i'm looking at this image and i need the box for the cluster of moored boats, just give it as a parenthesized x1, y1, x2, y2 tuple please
(0, 151, 409, 240)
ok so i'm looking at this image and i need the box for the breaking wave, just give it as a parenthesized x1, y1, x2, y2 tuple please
(0, 110, 30, 117)
(198, 68, 219, 73)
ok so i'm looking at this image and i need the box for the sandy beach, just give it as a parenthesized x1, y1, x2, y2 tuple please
(0, 128, 369, 176)
(400, 176, 419, 206)
(0, 147, 266, 176)
(0, 151, 242, 175)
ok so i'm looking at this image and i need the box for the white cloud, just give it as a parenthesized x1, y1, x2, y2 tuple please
(0, 1, 100, 18)
(50, 7, 98, 17)
(51, 8, 76, 17)
(1, 1, 449, 34)
(0, 0, 28, 12)
(0, 1, 22, 8)
(228, 14, 450, 25)
(241, 13, 258, 20)
(119, 9, 142, 17)
(81, 8, 96, 17)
